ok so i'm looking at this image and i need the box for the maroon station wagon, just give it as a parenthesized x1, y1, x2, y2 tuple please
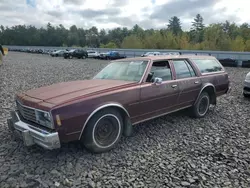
(7, 55, 231, 153)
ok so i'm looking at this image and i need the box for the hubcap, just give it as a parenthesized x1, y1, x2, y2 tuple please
(94, 115, 120, 148)
(198, 96, 209, 115)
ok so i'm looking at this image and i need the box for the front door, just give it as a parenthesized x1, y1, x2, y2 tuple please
(131, 60, 180, 124)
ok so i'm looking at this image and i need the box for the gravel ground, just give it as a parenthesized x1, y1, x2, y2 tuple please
(1, 52, 250, 188)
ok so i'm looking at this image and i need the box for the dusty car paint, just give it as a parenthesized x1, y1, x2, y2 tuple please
(12, 55, 230, 144)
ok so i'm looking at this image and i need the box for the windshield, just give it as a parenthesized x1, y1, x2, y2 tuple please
(93, 60, 149, 82)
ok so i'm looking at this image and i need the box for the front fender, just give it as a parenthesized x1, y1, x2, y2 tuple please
(78, 102, 130, 140)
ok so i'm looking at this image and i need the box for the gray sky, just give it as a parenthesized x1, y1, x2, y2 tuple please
(0, 0, 248, 30)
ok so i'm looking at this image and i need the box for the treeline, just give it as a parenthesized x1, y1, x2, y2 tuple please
(1, 14, 250, 51)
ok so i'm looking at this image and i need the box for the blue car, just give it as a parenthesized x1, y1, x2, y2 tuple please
(99, 51, 126, 60)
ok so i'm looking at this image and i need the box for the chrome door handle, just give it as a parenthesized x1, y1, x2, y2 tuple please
(171, 84, 177, 88)
(194, 81, 199, 84)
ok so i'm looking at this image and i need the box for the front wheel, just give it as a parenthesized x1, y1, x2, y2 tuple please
(191, 92, 210, 118)
(243, 93, 250, 98)
(82, 108, 123, 153)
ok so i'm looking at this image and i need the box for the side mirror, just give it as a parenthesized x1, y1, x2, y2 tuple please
(146, 72, 154, 82)
(153, 77, 163, 85)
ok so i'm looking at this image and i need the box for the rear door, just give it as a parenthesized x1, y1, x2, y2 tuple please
(170, 59, 202, 107)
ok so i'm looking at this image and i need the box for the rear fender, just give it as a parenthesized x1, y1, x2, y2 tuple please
(194, 83, 216, 105)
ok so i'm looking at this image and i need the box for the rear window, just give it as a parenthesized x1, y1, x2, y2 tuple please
(191, 58, 223, 74)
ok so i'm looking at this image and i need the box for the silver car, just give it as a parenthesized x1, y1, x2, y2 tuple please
(51, 50, 67, 57)
(243, 72, 250, 97)
(87, 50, 99, 58)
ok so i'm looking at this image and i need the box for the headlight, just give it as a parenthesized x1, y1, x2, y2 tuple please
(245, 72, 250, 81)
(35, 110, 54, 129)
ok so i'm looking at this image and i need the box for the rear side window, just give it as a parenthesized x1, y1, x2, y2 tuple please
(191, 59, 223, 74)
(172, 60, 196, 79)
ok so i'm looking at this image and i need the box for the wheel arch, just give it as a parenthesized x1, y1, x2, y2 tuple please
(194, 83, 216, 105)
(78, 103, 130, 140)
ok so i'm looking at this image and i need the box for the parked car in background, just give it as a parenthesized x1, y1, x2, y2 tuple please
(63, 49, 88, 59)
(106, 51, 126, 60)
(161, 52, 181, 56)
(50, 50, 67, 57)
(98, 52, 109, 59)
(87, 50, 99, 58)
(7, 55, 230, 153)
(243, 72, 250, 97)
(141, 52, 161, 57)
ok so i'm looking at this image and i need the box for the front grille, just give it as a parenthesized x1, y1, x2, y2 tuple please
(16, 101, 37, 123)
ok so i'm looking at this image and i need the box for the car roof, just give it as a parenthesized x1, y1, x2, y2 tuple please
(113, 55, 216, 62)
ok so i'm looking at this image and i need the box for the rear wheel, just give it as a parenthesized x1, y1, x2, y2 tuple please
(82, 108, 123, 153)
(191, 91, 210, 118)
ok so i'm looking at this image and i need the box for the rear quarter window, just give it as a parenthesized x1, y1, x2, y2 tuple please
(191, 58, 223, 74)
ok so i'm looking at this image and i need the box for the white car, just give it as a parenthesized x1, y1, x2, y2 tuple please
(87, 50, 99, 58)
(243, 72, 250, 97)
(141, 52, 161, 57)
(161, 52, 180, 56)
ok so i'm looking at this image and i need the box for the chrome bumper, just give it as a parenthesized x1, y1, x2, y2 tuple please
(7, 111, 61, 150)
(226, 86, 231, 94)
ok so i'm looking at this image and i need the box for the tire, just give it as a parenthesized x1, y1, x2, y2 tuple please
(82, 108, 123, 153)
(243, 93, 250, 98)
(191, 91, 210, 118)
(69, 55, 73, 59)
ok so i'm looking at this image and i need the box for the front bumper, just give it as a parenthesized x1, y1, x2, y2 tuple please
(7, 111, 61, 150)
(243, 80, 250, 95)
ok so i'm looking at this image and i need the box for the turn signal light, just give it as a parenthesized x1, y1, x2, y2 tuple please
(56, 115, 62, 126)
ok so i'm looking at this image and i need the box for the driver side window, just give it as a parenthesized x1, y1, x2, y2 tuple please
(146, 61, 172, 82)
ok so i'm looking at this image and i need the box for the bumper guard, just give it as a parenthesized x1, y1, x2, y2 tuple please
(7, 111, 61, 150)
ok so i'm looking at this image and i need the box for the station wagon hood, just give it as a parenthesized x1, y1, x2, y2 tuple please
(16, 79, 135, 109)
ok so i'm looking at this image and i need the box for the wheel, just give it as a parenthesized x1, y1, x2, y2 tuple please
(191, 91, 210, 118)
(243, 93, 250, 98)
(82, 108, 123, 153)
(69, 55, 73, 59)
(82, 55, 86, 59)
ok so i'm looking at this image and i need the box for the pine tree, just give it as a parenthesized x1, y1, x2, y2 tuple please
(167, 16, 182, 36)
(190, 14, 205, 43)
